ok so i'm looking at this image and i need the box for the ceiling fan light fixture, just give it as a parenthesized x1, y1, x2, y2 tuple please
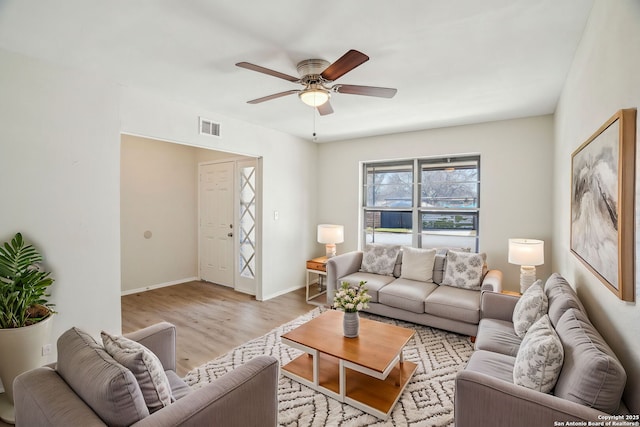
(299, 88, 330, 107)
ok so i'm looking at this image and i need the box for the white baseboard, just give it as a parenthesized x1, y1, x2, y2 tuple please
(261, 284, 305, 301)
(121, 277, 199, 296)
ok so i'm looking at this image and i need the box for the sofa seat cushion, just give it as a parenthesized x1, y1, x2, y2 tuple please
(378, 279, 438, 313)
(339, 272, 395, 303)
(475, 318, 522, 357)
(165, 370, 192, 400)
(424, 285, 481, 324)
(544, 273, 586, 327)
(56, 327, 149, 427)
(464, 350, 515, 383)
(554, 308, 626, 413)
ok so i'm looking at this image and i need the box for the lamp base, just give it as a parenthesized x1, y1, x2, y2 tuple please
(325, 244, 336, 258)
(519, 266, 537, 294)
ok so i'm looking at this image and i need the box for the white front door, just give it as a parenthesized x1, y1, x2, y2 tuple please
(199, 162, 234, 287)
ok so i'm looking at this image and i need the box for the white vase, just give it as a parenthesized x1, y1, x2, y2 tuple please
(0, 315, 53, 424)
(343, 311, 360, 338)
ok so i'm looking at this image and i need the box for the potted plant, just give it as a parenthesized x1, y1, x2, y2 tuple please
(0, 232, 55, 424)
(333, 281, 371, 338)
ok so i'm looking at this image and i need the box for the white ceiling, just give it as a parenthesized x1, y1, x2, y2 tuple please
(0, 0, 594, 142)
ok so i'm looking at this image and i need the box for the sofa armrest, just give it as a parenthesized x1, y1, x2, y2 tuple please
(480, 290, 519, 322)
(14, 366, 106, 426)
(454, 370, 608, 427)
(481, 269, 503, 293)
(125, 322, 177, 372)
(133, 356, 279, 427)
(326, 251, 363, 304)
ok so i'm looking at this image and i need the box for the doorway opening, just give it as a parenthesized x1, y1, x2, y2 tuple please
(120, 134, 262, 299)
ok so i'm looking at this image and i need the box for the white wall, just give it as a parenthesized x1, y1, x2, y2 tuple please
(553, 0, 640, 412)
(0, 49, 122, 359)
(318, 115, 555, 290)
(120, 135, 199, 293)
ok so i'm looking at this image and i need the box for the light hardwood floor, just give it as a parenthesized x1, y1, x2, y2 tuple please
(121, 281, 316, 376)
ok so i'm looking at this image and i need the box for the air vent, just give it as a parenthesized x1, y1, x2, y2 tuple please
(199, 117, 221, 137)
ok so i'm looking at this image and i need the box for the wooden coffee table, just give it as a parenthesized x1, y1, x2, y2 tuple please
(280, 310, 417, 420)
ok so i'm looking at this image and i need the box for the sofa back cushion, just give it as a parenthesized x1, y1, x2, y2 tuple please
(57, 327, 149, 426)
(544, 273, 586, 327)
(554, 308, 626, 413)
(432, 254, 447, 284)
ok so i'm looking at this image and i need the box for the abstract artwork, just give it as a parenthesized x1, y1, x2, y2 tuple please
(570, 108, 636, 302)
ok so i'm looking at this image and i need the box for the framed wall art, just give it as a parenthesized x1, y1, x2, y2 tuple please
(570, 108, 636, 302)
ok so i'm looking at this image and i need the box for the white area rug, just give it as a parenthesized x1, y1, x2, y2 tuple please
(184, 307, 473, 426)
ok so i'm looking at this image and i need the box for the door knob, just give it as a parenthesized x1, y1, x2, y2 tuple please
(227, 232, 234, 237)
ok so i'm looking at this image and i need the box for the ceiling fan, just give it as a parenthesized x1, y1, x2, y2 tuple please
(236, 49, 397, 115)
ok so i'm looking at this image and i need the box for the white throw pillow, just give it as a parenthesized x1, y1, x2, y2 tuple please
(360, 244, 401, 276)
(513, 315, 564, 393)
(512, 280, 548, 338)
(441, 251, 486, 290)
(101, 331, 173, 412)
(400, 246, 437, 282)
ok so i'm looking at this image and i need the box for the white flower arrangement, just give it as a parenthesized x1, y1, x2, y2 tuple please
(333, 281, 371, 313)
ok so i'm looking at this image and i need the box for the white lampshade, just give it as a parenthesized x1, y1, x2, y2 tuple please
(317, 224, 344, 244)
(508, 239, 544, 266)
(299, 89, 330, 107)
(317, 224, 344, 258)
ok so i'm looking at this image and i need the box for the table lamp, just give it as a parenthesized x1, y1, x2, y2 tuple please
(317, 224, 344, 258)
(508, 238, 544, 293)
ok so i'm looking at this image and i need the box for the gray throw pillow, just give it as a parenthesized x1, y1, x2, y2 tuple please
(360, 244, 401, 276)
(57, 327, 149, 426)
(513, 314, 564, 393)
(102, 331, 174, 413)
(441, 251, 486, 290)
(513, 280, 548, 338)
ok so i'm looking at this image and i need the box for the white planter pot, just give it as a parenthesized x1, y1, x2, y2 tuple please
(0, 315, 53, 423)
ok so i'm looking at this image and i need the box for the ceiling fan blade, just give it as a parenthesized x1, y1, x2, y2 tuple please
(247, 90, 299, 104)
(334, 84, 397, 98)
(321, 50, 369, 81)
(236, 62, 299, 82)
(317, 100, 334, 116)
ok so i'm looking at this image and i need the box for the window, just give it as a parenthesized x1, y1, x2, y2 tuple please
(362, 156, 480, 251)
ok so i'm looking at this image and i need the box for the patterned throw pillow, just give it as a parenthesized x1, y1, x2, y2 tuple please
(360, 244, 401, 276)
(441, 251, 486, 290)
(101, 332, 174, 413)
(513, 315, 564, 393)
(400, 246, 437, 282)
(513, 280, 548, 338)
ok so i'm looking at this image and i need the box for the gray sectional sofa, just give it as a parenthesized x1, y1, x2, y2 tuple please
(326, 246, 503, 337)
(455, 273, 630, 427)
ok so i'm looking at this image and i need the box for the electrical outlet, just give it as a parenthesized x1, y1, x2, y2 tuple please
(42, 343, 52, 356)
